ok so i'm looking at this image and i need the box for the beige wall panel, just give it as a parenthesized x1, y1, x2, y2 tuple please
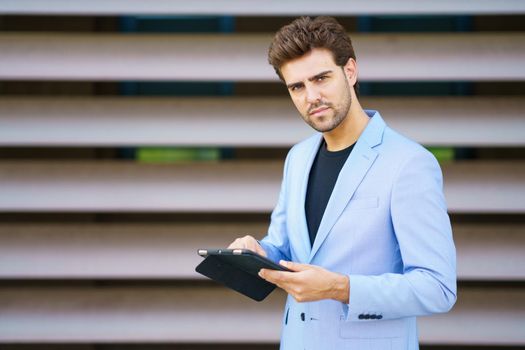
(2, 0, 525, 15)
(0, 223, 523, 280)
(1, 97, 524, 147)
(366, 97, 525, 147)
(0, 97, 308, 147)
(454, 223, 525, 280)
(0, 34, 523, 81)
(419, 289, 525, 345)
(0, 161, 282, 213)
(0, 161, 523, 213)
(0, 223, 264, 279)
(0, 287, 523, 344)
(0, 286, 285, 343)
(443, 161, 525, 214)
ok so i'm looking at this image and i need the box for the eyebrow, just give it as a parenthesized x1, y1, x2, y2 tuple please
(286, 70, 333, 89)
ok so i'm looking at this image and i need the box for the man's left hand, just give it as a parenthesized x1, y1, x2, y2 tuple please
(259, 261, 349, 303)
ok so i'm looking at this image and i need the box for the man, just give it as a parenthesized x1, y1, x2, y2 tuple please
(229, 16, 456, 349)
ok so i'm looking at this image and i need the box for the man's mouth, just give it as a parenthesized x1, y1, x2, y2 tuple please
(309, 106, 330, 116)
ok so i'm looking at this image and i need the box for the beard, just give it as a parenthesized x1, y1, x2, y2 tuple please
(303, 79, 352, 133)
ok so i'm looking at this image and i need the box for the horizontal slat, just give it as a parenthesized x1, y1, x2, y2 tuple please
(0, 222, 522, 280)
(0, 286, 285, 343)
(0, 286, 523, 345)
(418, 288, 525, 345)
(0, 161, 282, 213)
(0, 161, 523, 213)
(0, 223, 254, 279)
(1, 33, 524, 81)
(443, 162, 525, 214)
(454, 223, 525, 280)
(2, 0, 525, 15)
(1, 97, 524, 147)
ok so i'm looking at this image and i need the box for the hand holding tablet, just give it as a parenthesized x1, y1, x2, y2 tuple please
(195, 248, 291, 301)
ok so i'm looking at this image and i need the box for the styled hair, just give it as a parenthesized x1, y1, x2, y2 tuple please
(268, 16, 359, 96)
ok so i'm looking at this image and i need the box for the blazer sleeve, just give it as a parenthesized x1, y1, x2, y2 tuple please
(346, 149, 457, 321)
(259, 151, 292, 263)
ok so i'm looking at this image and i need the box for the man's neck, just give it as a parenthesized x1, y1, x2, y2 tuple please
(323, 105, 370, 152)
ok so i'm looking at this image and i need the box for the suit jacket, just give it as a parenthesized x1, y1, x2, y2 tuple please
(259, 110, 457, 350)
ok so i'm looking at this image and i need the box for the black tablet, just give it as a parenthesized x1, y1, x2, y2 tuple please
(195, 248, 291, 301)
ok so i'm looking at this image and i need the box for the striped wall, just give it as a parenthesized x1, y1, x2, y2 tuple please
(0, 2, 524, 349)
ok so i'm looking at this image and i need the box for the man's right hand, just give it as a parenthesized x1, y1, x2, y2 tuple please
(228, 235, 267, 257)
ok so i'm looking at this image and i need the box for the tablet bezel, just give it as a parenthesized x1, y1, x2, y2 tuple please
(197, 248, 292, 273)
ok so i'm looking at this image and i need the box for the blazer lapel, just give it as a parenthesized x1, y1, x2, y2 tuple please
(308, 111, 385, 262)
(294, 134, 323, 261)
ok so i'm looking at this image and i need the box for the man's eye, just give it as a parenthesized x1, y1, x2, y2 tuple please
(291, 85, 303, 92)
(317, 76, 327, 81)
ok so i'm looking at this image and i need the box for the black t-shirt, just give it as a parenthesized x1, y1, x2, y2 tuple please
(305, 139, 355, 246)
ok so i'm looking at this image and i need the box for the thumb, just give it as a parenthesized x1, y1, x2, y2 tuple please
(280, 260, 310, 272)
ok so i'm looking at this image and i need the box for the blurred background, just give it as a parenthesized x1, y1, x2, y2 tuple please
(0, 1, 524, 349)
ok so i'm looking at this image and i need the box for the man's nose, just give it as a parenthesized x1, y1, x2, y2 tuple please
(305, 85, 321, 104)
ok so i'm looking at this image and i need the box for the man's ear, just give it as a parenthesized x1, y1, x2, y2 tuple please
(343, 58, 358, 85)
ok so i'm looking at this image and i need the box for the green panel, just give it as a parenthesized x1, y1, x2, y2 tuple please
(137, 148, 221, 163)
(426, 147, 455, 162)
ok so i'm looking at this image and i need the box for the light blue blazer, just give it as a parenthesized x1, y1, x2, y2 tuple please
(260, 110, 457, 350)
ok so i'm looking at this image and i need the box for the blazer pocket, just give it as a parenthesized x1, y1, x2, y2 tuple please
(347, 196, 379, 210)
(340, 318, 405, 339)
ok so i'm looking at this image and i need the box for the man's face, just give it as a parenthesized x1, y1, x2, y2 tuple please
(280, 48, 354, 133)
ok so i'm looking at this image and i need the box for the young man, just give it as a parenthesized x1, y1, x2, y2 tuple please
(229, 16, 456, 349)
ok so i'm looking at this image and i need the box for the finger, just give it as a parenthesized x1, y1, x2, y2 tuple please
(227, 238, 244, 249)
(259, 269, 287, 284)
(259, 270, 296, 295)
(240, 236, 267, 257)
(254, 243, 267, 257)
(258, 268, 272, 281)
(227, 235, 256, 251)
(227, 241, 238, 249)
(280, 260, 311, 272)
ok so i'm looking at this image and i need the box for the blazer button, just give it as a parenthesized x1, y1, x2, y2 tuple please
(358, 314, 365, 320)
(377, 315, 383, 319)
(300, 312, 305, 321)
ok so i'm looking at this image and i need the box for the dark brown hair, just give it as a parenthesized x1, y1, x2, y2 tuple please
(268, 16, 359, 95)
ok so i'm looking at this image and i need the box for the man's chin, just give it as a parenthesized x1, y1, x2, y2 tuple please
(310, 123, 337, 133)
(306, 113, 347, 133)
(306, 116, 332, 132)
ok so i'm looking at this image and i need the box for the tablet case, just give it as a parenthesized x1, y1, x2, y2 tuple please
(195, 252, 281, 301)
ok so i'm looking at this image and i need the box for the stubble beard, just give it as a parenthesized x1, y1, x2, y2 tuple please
(304, 80, 352, 133)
